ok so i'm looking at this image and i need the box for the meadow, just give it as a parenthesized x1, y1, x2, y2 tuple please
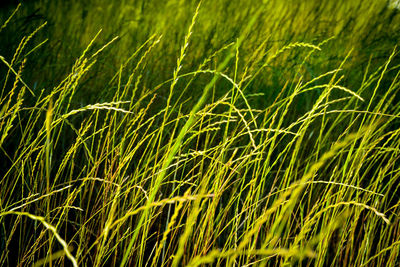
(1, 0, 400, 266)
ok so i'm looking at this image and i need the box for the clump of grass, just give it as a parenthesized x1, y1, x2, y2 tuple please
(1, 2, 400, 267)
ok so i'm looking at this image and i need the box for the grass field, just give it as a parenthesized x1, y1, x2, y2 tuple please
(1, 1, 400, 266)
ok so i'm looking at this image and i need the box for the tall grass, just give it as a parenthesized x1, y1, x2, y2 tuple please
(1, 1, 400, 266)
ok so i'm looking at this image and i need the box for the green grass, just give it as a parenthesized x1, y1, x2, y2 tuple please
(1, 1, 400, 266)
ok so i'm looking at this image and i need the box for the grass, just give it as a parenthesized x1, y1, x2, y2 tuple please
(1, 1, 400, 266)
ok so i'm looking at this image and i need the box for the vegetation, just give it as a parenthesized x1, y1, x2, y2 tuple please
(1, 1, 400, 266)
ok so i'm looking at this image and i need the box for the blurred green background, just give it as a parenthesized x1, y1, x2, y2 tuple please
(1, 0, 400, 107)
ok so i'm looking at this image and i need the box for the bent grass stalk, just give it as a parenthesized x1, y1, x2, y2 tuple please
(0, 211, 78, 267)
